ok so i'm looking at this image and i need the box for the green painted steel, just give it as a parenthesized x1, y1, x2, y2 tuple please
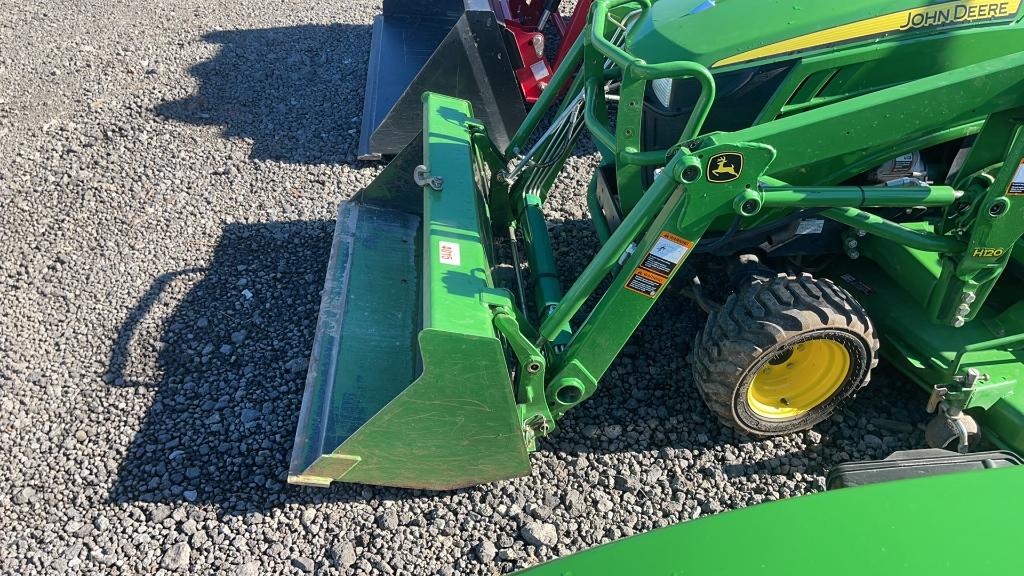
(823, 207, 966, 253)
(532, 1, 1024, 435)
(629, 0, 1024, 71)
(546, 143, 777, 415)
(288, 93, 529, 489)
(516, 467, 1024, 575)
(709, 50, 1024, 186)
(295, 0, 1024, 489)
(835, 243, 1024, 454)
(757, 185, 958, 208)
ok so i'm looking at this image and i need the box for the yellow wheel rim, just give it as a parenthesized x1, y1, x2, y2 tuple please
(747, 338, 850, 419)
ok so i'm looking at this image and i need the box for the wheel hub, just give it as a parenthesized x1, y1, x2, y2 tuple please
(747, 338, 851, 419)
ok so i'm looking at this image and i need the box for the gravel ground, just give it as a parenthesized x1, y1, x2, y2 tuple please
(2, 1, 931, 574)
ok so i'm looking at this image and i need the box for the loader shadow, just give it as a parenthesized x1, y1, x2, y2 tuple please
(106, 221, 437, 512)
(107, 218, 927, 512)
(156, 23, 371, 165)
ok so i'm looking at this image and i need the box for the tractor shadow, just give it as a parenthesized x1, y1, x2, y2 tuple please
(155, 23, 371, 165)
(109, 21, 921, 508)
(106, 217, 927, 513)
(110, 22, 601, 512)
(106, 221, 457, 512)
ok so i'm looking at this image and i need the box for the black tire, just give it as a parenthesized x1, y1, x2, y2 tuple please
(692, 273, 879, 436)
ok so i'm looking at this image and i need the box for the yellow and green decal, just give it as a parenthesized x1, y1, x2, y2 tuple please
(972, 247, 1006, 257)
(715, 0, 1023, 68)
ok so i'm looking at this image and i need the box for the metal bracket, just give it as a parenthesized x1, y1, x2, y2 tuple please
(953, 367, 981, 391)
(413, 165, 444, 191)
(927, 373, 979, 454)
(926, 385, 948, 414)
(492, 308, 554, 449)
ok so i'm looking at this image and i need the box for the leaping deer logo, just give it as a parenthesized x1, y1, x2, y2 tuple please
(712, 157, 738, 178)
(708, 153, 743, 182)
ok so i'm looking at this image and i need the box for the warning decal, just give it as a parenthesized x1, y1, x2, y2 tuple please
(1007, 159, 1024, 195)
(639, 232, 693, 277)
(625, 268, 666, 298)
(626, 232, 694, 298)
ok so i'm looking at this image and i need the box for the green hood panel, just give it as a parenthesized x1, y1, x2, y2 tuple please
(518, 466, 1024, 575)
(628, 0, 1024, 69)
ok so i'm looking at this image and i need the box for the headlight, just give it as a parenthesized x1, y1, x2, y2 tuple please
(651, 78, 673, 108)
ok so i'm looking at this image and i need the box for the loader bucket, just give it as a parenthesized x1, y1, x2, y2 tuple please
(289, 93, 531, 490)
(357, 0, 527, 160)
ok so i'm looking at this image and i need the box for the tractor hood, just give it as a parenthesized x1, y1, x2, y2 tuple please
(627, 0, 1024, 70)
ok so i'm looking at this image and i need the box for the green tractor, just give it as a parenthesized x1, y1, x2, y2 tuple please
(288, 0, 1024, 489)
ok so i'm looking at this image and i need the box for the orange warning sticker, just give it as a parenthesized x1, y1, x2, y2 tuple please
(626, 232, 695, 298)
(639, 232, 694, 277)
(625, 268, 668, 298)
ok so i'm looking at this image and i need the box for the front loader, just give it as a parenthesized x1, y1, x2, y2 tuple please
(291, 0, 1024, 489)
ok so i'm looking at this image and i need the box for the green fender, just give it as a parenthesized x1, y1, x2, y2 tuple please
(517, 467, 1023, 575)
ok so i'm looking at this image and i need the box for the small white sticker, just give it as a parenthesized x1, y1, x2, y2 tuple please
(893, 153, 914, 172)
(439, 241, 461, 266)
(795, 219, 825, 235)
(531, 60, 550, 82)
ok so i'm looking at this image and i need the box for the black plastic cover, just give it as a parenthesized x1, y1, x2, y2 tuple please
(826, 448, 1022, 490)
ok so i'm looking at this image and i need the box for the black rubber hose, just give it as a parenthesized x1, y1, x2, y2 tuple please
(695, 208, 827, 256)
